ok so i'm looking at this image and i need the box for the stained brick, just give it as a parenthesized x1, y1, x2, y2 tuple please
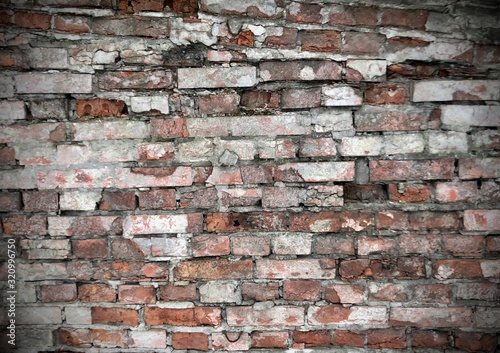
(412, 80, 500, 102)
(178, 67, 257, 89)
(145, 307, 221, 326)
(260, 61, 341, 81)
(300, 30, 341, 52)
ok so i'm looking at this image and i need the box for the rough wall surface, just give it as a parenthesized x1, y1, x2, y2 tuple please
(0, 0, 499, 352)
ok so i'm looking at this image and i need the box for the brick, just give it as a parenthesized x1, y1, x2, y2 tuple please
(370, 159, 454, 181)
(455, 283, 500, 301)
(159, 283, 196, 301)
(93, 16, 170, 38)
(207, 212, 286, 232)
(355, 105, 432, 131)
(344, 184, 386, 203)
(340, 258, 425, 280)
(346, 59, 386, 82)
(300, 30, 341, 52)
(130, 329, 166, 349)
(365, 84, 406, 104)
(344, 32, 385, 54)
(435, 181, 477, 203)
(111, 236, 149, 259)
(332, 330, 365, 347)
(443, 234, 483, 257)
(76, 98, 126, 118)
(98, 70, 172, 90)
(206, 167, 243, 185)
(1, 123, 66, 144)
(227, 305, 304, 326)
(276, 162, 354, 182)
(54, 15, 91, 33)
(177, 139, 213, 162)
(199, 281, 240, 303)
(22, 190, 58, 212)
(289, 211, 372, 232)
(2, 215, 47, 235)
(198, 94, 239, 114)
(308, 305, 387, 326)
(180, 188, 218, 209)
(433, 260, 491, 279)
(54, 328, 91, 347)
(151, 237, 187, 256)
(262, 187, 304, 208)
(471, 130, 500, 151)
(242, 283, 279, 301)
(28, 47, 68, 69)
(91, 329, 128, 348)
(441, 105, 500, 131)
(99, 190, 136, 211)
(256, 259, 335, 279)
(94, 261, 168, 280)
(72, 120, 148, 141)
(79, 283, 115, 302)
(175, 259, 253, 280)
(272, 233, 312, 255)
(40, 283, 77, 302)
(464, 210, 500, 231)
(390, 308, 471, 327)
(231, 114, 311, 136)
(221, 188, 261, 207)
(283, 281, 322, 301)
(28, 99, 67, 120)
(282, 87, 322, 108)
(48, 216, 121, 236)
(15, 73, 92, 94)
(260, 61, 341, 81)
(414, 284, 452, 304)
(251, 331, 288, 348)
(178, 66, 257, 89)
(455, 332, 497, 353)
(0, 76, 14, 98)
(368, 283, 409, 302)
(37, 168, 114, 189)
(388, 183, 431, 203)
(72, 239, 108, 259)
(21, 240, 68, 261)
(314, 235, 355, 255)
(263, 27, 298, 49)
(192, 235, 230, 257)
(286, 2, 323, 23)
(328, 4, 377, 26)
(115, 167, 193, 188)
(311, 108, 352, 133)
(475, 307, 500, 328)
(322, 86, 363, 106)
(124, 213, 202, 235)
(131, 0, 164, 11)
(232, 236, 270, 256)
(367, 328, 406, 349)
(172, 332, 209, 350)
(381, 9, 428, 30)
(486, 236, 500, 253)
(340, 136, 383, 156)
(241, 90, 279, 109)
(207, 50, 247, 63)
(118, 285, 156, 304)
(16, 306, 62, 325)
(0, 100, 25, 121)
(358, 236, 396, 255)
(145, 307, 221, 326)
(92, 307, 138, 326)
(138, 142, 175, 162)
(428, 131, 469, 154)
(411, 330, 451, 349)
(459, 158, 500, 179)
(130, 96, 169, 114)
(199, 0, 280, 18)
(0, 192, 21, 211)
(412, 80, 500, 102)
(293, 330, 330, 348)
(325, 284, 364, 304)
(304, 185, 343, 207)
(14, 10, 51, 29)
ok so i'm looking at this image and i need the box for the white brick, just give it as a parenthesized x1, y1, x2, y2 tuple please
(340, 136, 383, 156)
(0, 100, 25, 121)
(311, 108, 353, 133)
(0, 76, 14, 98)
(124, 214, 192, 235)
(15, 73, 93, 94)
(65, 307, 92, 324)
(17, 307, 62, 325)
(178, 67, 257, 89)
(322, 86, 363, 106)
(412, 80, 500, 102)
(60, 190, 101, 211)
(441, 105, 500, 132)
(131, 96, 169, 114)
(272, 233, 312, 255)
(346, 59, 386, 81)
(428, 131, 469, 154)
(28, 48, 68, 69)
(199, 281, 241, 303)
(385, 133, 425, 154)
(20, 239, 70, 259)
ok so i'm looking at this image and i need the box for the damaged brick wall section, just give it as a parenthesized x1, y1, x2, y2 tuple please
(0, 0, 499, 351)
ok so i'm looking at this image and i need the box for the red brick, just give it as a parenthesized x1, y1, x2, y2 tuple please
(358, 236, 396, 255)
(118, 285, 156, 304)
(300, 30, 341, 52)
(54, 15, 91, 33)
(92, 307, 138, 326)
(460, 158, 500, 179)
(262, 186, 303, 208)
(263, 27, 298, 49)
(436, 181, 478, 203)
(41, 283, 77, 302)
(413, 284, 452, 304)
(98, 70, 172, 90)
(48, 216, 121, 236)
(151, 118, 189, 138)
(138, 189, 176, 210)
(14, 11, 51, 29)
(283, 281, 322, 301)
(207, 50, 248, 63)
(78, 283, 116, 302)
(241, 165, 274, 184)
(276, 162, 355, 182)
(328, 5, 377, 26)
(443, 234, 483, 257)
(175, 259, 253, 280)
(159, 283, 196, 301)
(345, 184, 387, 202)
(0, 50, 29, 69)
(221, 188, 261, 207)
(199, 0, 280, 18)
(480, 181, 500, 203)
(367, 328, 406, 348)
(340, 258, 425, 280)
(456, 282, 500, 301)
(228, 306, 304, 327)
(111, 238, 148, 259)
(332, 330, 365, 347)
(344, 32, 385, 54)
(172, 332, 209, 351)
(289, 211, 372, 232)
(207, 212, 286, 232)
(486, 237, 500, 253)
(370, 159, 455, 181)
(355, 105, 433, 131)
(286, 2, 323, 23)
(180, 188, 218, 209)
(99, 190, 136, 211)
(198, 94, 239, 114)
(455, 332, 497, 352)
(54, 328, 91, 347)
(257, 259, 335, 279)
(131, 0, 164, 11)
(129, 329, 166, 349)
(292, 330, 330, 348)
(411, 330, 451, 349)
(0, 192, 21, 211)
(282, 87, 322, 108)
(192, 235, 230, 257)
(408, 211, 459, 230)
(145, 307, 221, 326)
(0, 147, 16, 165)
(381, 9, 428, 30)
(76, 98, 126, 118)
(365, 84, 406, 104)
(93, 261, 168, 280)
(21, 191, 58, 212)
(368, 283, 409, 302)
(324, 284, 364, 304)
(242, 282, 279, 301)
(91, 329, 128, 348)
(251, 331, 288, 348)
(399, 233, 440, 255)
(205, 167, 242, 185)
(299, 137, 336, 157)
(241, 90, 280, 109)
(390, 308, 471, 327)
(2, 215, 47, 235)
(464, 209, 500, 231)
(434, 259, 500, 279)
(35, 0, 112, 6)
(178, 66, 257, 89)
(260, 60, 341, 81)
(388, 183, 431, 203)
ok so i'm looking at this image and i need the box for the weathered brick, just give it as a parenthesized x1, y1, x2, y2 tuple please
(40, 283, 77, 303)
(475, 307, 500, 328)
(440, 105, 500, 131)
(368, 283, 409, 302)
(159, 283, 196, 301)
(145, 307, 221, 326)
(115, 167, 193, 188)
(23, 190, 58, 212)
(118, 285, 156, 304)
(289, 211, 372, 232)
(367, 328, 406, 349)
(20, 238, 70, 259)
(172, 332, 209, 350)
(328, 4, 377, 26)
(282, 87, 322, 108)
(256, 259, 335, 279)
(178, 67, 257, 89)
(54, 15, 91, 33)
(1, 123, 66, 144)
(14, 10, 51, 29)
(205, 167, 243, 185)
(455, 283, 500, 301)
(242, 282, 279, 301)
(413, 284, 452, 304)
(71, 120, 147, 140)
(412, 80, 500, 102)
(251, 331, 288, 348)
(340, 257, 425, 280)
(0, 192, 21, 211)
(192, 235, 230, 257)
(433, 259, 500, 279)
(0, 76, 14, 98)
(332, 330, 365, 347)
(344, 32, 385, 54)
(322, 86, 363, 106)
(28, 99, 67, 120)
(308, 305, 387, 326)
(124, 213, 202, 235)
(346, 59, 386, 82)
(292, 330, 330, 348)
(284, 281, 321, 301)
(381, 9, 428, 30)
(130, 95, 169, 114)
(2, 215, 47, 235)
(411, 330, 452, 349)
(459, 158, 500, 179)
(314, 235, 355, 255)
(199, 0, 280, 18)
(370, 159, 454, 181)
(99, 190, 136, 211)
(325, 284, 364, 304)
(15, 73, 92, 93)
(365, 84, 406, 104)
(175, 259, 253, 280)
(130, 329, 166, 349)
(275, 161, 354, 182)
(79, 283, 115, 303)
(98, 70, 172, 90)
(241, 90, 280, 109)
(286, 2, 323, 23)
(48, 216, 121, 236)
(358, 236, 396, 255)
(300, 30, 341, 52)
(94, 261, 168, 280)
(464, 209, 500, 231)
(232, 236, 270, 256)
(260, 61, 341, 81)
(228, 305, 304, 327)
(54, 328, 91, 347)
(92, 307, 138, 326)
(0, 100, 25, 121)
(263, 27, 298, 49)
(199, 281, 240, 303)
(262, 187, 304, 208)
(207, 212, 286, 232)
(355, 105, 432, 131)
(390, 308, 471, 327)
(388, 183, 431, 203)
(198, 94, 239, 114)
(76, 98, 126, 118)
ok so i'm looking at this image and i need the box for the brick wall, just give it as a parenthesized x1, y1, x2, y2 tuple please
(0, 0, 499, 352)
